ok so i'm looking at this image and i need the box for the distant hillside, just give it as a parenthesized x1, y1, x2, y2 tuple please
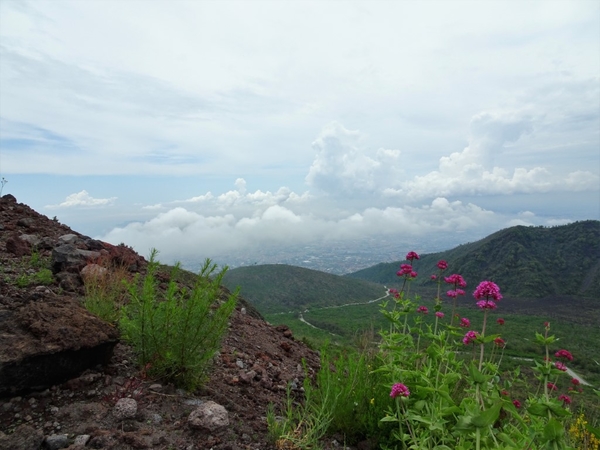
(222, 264, 386, 314)
(347, 220, 600, 299)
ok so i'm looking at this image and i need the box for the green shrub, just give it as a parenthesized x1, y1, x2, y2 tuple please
(34, 268, 54, 285)
(119, 249, 237, 390)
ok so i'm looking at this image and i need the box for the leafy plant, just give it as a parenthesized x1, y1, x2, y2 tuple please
(34, 268, 54, 285)
(119, 249, 237, 390)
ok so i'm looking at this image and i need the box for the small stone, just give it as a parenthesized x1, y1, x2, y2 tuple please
(149, 384, 162, 392)
(24, 415, 32, 422)
(50, 406, 59, 415)
(241, 307, 247, 315)
(113, 398, 137, 420)
(236, 359, 244, 369)
(74, 434, 91, 446)
(45, 433, 69, 450)
(187, 401, 229, 432)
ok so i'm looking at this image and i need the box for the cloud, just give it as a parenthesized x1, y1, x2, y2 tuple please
(380, 111, 599, 200)
(305, 122, 403, 195)
(100, 196, 505, 264)
(45, 190, 116, 209)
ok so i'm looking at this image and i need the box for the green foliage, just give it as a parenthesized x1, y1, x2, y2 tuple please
(222, 263, 384, 314)
(34, 268, 54, 285)
(119, 249, 237, 390)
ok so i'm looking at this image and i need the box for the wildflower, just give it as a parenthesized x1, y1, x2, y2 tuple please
(494, 337, 506, 348)
(406, 251, 419, 261)
(512, 399, 521, 408)
(437, 260, 448, 270)
(390, 383, 410, 398)
(544, 321, 550, 329)
(410, 271, 418, 278)
(463, 330, 479, 345)
(447, 289, 466, 298)
(497, 318, 505, 325)
(547, 382, 557, 391)
(417, 306, 428, 314)
(473, 281, 502, 301)
(459, 317, 471, 328)
(555, 361, 567, 372)
(397, 264, 413, 277)
(501, 390, 509, 396)
(555, 349, 574, 361)
(476, 300, 497, 310)
(435, 311, 444, 318)
(558, 394, 572, 405)
(430, 274, 437, 280)
(444, 274, 467, 288)
(571, 378, 580, 386)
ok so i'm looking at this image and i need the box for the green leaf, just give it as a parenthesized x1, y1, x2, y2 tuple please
(585, 424, 600, 438)
(471, 402, 502, 428)
(543, 418, 565, 442)
(414, 400, 426, 412)
(380, 415, 398, 423)
(468, 361, 489, 384)
(497, 432, 517, 447)
(528, 401, 550, 417)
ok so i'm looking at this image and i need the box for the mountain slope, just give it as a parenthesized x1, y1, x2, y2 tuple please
(347, 220, 600, 299)
(222, 264, 386, 314)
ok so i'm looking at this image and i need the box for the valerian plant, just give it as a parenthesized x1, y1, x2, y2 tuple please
(378, 251, 577, 450)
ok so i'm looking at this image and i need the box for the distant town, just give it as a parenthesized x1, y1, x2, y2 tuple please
(178, 233, 474, 275)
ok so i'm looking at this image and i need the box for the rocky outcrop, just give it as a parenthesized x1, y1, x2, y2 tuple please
(0, 196, 129, 397)
(0, 294, 119, 396)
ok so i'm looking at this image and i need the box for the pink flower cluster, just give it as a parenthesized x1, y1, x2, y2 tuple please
(406, 251, 420, 262)
(555, 361, 567, 372)
(390, 383, 410, 398)
(435, 312, 444, 318)
(473, 281, 502, 310)
(397, 264, 417, 278)
(555, 349, 573, 361)
(437, 260, 448, 270)
(459, 317, 471, 328)
(463, 330, 479, 345)
(417, 306, 429, 314)
(558, 394, 572, 405)
(445, 274, 467, 287)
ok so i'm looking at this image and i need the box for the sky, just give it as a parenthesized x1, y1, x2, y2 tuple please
(1, 0, 599, 269)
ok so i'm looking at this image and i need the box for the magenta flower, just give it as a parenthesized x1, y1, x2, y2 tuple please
(494, 337, 506, 348)
(444, 274, 467, 288)
(473, 281, 502, 301)
(435, 311, 444, 318)
(476, 300, 497, 310)
(463, 330, 479, 345)
(390, 383, 410, 398)
(459, 317, 471, 328)
(496, 318, 505, 325)
(544, 321, 550, 329)
(430, 274, 437, 280)
(555, 349, 574, 361)
(558, 394, 572, 405)
(405, 251, 420, 262)
(410, 271, 418, 278)
(512, 399, 521, 408)
(417, 306, 429, 314)
(547, 382, 557, 391)
(397, 264, 413, 277)
(555, 361, 567, 372)
(571, 378, 580, 386)
(501, 390, 509, 396)
(437, 260, 448, 270)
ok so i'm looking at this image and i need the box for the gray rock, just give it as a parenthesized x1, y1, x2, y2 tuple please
(45, 433, 69, 450)
(187, 401, 229, 431)
(113, 398, 138, 420)
(73, 434, 91, 446)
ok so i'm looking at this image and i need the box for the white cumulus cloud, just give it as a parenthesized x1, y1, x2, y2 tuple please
(46, 190, 117, 209)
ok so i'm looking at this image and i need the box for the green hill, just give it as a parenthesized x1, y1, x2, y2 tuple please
(347, 220, 600, 299)
(222, 264, 386, 314)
